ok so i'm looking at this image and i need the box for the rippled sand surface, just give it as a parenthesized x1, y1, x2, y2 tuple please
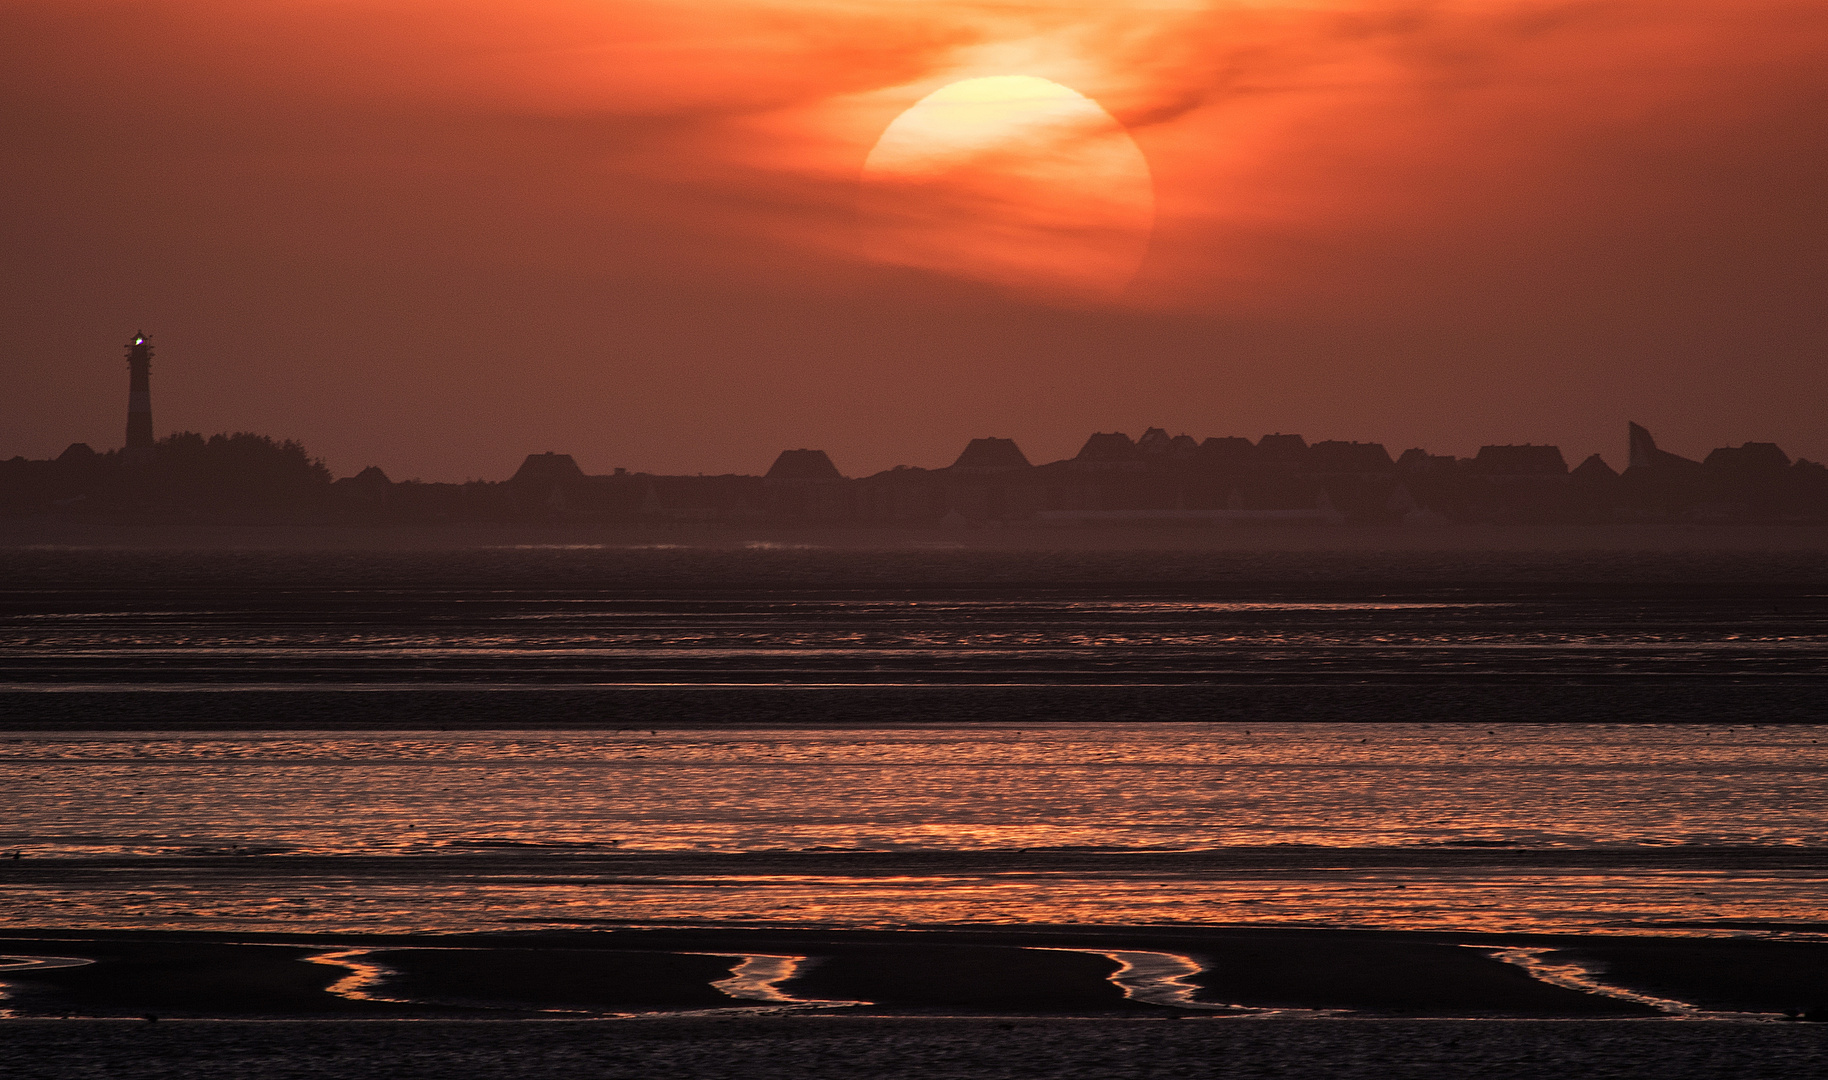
(4, 1017, 1826, 1080)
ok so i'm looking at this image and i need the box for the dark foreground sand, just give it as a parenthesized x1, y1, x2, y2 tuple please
(6, 928, 1827, 1079)
(2, 1016, 1826, 1080)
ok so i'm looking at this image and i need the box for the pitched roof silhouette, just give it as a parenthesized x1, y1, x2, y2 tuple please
(1627, 422, 1701, 472)
(1396, 448, 1455, 473)
(1137, 427, 1175, 455)
(1075, 432, 1138, 462)
(1255, 434, 1309, 468)
(766, 449, 843, 480)
(1197, 437, 1256, 467)
(1703, 442, 1790, 472)
(508, 452, 585, 486)
(1571, 453, 1619, 480)
(950, 437, 1031, 470)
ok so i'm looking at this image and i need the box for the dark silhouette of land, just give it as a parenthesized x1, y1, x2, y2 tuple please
(8, 422, 1827, 527)
(5, 334, 1827, 526)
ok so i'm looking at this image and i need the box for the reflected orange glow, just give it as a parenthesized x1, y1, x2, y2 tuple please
(7, 726, 1826, 938)
(306, 949, 411, 1003)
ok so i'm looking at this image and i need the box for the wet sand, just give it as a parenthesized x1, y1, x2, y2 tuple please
(2, 1015, 1826, 1080)
(2, 926, 1824, 1020)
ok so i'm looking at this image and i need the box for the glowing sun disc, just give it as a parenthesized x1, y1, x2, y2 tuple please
(861, 76, 1154, 300)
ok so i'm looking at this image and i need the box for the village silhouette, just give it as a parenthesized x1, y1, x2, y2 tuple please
(4, 334, 1825, 525)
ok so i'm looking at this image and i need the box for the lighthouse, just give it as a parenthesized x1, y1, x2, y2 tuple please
(125, 333, 154, 454)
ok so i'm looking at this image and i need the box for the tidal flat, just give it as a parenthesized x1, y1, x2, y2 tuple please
(3, 541, 1825, 1076)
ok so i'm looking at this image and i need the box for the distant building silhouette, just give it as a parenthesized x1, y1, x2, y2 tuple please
(1627, 422, 1701, 473)
(1704, 442, 1790, 474)
(1197, 437, 1256, 469)
(1571, 454, 1618, 480)
(333, 466, 394, 505)
(1075, 432, 1141, 464)
(1136, 427, 1175, 456)
(509, 452, 586, 487)
(951, 438, 1031, 471)
(125, 334, 154, 458)
(1308, 441, 1395, 476)
(1254, 433, 1309, 471)
(14, 349, 1828, 526)
(506, 452, 588, 514)
(764, 449, 848, 519)
(765, 449, 844, 480)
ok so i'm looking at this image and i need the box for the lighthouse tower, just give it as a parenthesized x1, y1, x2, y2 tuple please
(125, 333, 154, 455)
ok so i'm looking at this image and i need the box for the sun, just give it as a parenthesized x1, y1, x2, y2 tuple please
(860, 76, 1154, 301)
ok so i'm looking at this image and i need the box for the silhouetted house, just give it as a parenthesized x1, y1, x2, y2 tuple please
(1622, 423, 1706, 516)
(1691, 442, 1797, 516)
(1136, 427, 1175, 456)
(1565, 454, 1623, 520)
(334, 466, 394, 504)
(766, 449, 843, 481)
(506, 452, 589, 514)
(1703, 442, 1790, 474)
(1255, 434, 1309, 471)
(509, 452, 585, 487)
(1384, 450, 1464, 518)
(1193, 434, 1306, 513)
(1452, 445, 1570, 521)
(1074, 432, 1142, 467)
(764, 449, 850, 520)
(1197, 437, 1256, 470)
(1396, 448, 1457, 476)
(1626, 422, 1703, 474)
(937, 438, 1038, 522)
(1300, 442, 1397, 519)
(58, 443, 100, 468)
(1306, 441, 1395, 476)
(1571, 454, 1618, 481)
(950, 438, 1031, 471)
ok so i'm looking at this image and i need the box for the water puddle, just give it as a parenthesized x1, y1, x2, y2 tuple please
(1036, 948, 1249, 1012)
(694, 953, 867, 1009)
(304, 948, 416, 1004)
(0, 954, 95, 1018)
(1476, 946, 1780, 1020)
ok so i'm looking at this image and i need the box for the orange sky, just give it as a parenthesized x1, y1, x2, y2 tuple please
(4, 0, 1827, 480)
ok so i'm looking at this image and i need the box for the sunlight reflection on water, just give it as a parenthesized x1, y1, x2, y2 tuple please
(2, 724, 1824, 937)
(4, 723, 1824, 857)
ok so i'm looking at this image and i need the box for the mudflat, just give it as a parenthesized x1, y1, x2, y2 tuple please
(3, 926, 1825, 1019)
